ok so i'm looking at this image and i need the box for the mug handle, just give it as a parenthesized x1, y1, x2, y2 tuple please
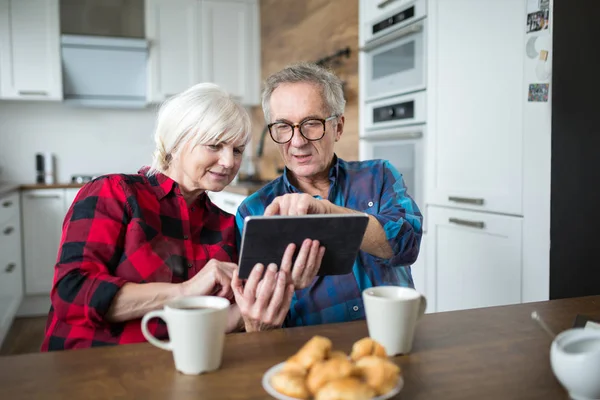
(141, 310, 172, 351)
(418, 295, 427, 318)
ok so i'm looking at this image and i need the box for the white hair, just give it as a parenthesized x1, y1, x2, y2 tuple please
(261, 62, 346, 123)
(149, 82, 252, 174)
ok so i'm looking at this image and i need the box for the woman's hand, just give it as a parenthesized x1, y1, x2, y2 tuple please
(231, 248, 296, 332)
(181, 259, 237, 300)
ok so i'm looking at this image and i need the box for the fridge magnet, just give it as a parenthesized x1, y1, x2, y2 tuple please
(527, 9, 550, 33)
(528, 83, 549, 102)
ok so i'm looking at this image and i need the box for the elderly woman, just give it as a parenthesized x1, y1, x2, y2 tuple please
(41, 83, 323, 351)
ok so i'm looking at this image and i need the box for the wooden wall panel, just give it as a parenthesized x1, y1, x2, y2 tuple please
(251, 0, 359, 180)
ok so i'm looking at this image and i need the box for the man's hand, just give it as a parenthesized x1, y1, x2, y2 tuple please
(264, 193, 333, 216)
(279, 240, 325, 290)
(231, 262, 294, 332)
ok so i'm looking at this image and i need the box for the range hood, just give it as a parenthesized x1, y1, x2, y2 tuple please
(61, 35, 149, 108)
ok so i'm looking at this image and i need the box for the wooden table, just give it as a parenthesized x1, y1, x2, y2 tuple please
(1, 296, 599, 399)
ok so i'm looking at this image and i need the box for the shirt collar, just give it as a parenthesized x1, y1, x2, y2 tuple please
(282, 154, 340, 193)
(138, 166, 177, 200)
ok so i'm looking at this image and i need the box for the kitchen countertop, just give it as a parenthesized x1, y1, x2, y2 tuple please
(0, 183, 21, 197)
(20, 183, 86, 190)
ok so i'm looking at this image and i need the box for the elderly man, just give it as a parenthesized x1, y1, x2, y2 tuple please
(236, 62, 422, 328)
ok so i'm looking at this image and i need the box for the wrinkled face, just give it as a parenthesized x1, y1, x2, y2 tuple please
(175, 135, 246, 192)
(269, 82, 343, 179)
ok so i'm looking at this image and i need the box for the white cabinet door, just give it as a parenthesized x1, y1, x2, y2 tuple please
(427, 0, 524, 215)
(145, 0, 200, 103)
(21, 189, 66, 295)
(0, 0, 62, 100)
(64, 188, 81, 212)
(427, 206, 522, 313)
(201, 0, 260, 105)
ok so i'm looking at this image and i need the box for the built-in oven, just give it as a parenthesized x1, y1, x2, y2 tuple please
(359, 92, 426, 216)
(361, 0, 427, 101)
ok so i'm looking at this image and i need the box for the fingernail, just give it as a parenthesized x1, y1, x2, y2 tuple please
(268, 263, 278, 272)
(255, 264, 264, 274)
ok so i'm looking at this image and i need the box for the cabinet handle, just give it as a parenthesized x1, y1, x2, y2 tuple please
(449, 218, 485, 229)
(27, 194, 61, 199)
(448, 196, 485, 205)
(4, 263, 16, 273)
(18, 90, 48, 96)
(1, 200, 12, 208)
(3, 226, 14, 235)
(377, 0, 398, 8)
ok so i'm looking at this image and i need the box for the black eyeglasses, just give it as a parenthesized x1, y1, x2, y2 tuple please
(267, 115, 338, 144)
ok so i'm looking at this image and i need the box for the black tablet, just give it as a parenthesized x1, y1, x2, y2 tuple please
(238, 214, 369, 279)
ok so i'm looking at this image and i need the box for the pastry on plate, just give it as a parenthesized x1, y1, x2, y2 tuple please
(306, 357, 355, 395)
(314, 377, 376, 400)
(270, 370, 310, 400)
(354, 356, 401, 395)
(293, 335, 332, 370)
(350, 337, 387, 361)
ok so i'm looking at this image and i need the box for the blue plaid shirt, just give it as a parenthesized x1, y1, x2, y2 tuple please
(235, 156, 423, 327)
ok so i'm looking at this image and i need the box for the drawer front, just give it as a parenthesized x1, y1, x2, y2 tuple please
(0, 215, 23, 296)
(0, 192, 19, 226)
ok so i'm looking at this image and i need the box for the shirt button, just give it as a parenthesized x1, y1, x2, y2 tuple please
(368, 201, 373, 207)
(187, 263, 193, 268)
(353, 305, 359, 312)
(183, 235, 189, 240)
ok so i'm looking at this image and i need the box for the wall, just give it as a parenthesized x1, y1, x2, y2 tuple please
(0, 102, 157, 183)
(252, 0, 359, 180)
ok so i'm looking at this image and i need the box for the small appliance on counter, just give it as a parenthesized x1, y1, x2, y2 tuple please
(35, 152, 56, 184)
(71, 174, 99, 184)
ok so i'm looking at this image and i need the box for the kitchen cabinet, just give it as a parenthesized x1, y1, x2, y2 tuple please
(426, 206, 522, 313)
(145, 0, 260, 105)
(21, 189, 67, 295)
(145, 0, 199, 103)
(201, 0, 260, 104)
(0, 191, 23, 347)
(0, 0, 62, 100)
(411, 232, 430, 313)
(207, 190, 247, 215)
(426, 0, 524, 215)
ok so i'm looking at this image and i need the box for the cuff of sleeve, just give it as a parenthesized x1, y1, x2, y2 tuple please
(87, 275, 128, 327)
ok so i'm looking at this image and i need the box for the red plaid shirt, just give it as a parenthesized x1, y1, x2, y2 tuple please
(41, 169, 237, 351)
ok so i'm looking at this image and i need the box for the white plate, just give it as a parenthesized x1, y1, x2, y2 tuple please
(262, 362, 404, 400)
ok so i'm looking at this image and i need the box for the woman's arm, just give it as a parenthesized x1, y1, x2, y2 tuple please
(106, 259, 238, 323)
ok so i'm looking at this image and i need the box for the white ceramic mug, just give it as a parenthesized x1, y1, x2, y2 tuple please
(363, 286, 427, 356)
(141, 296, 230, 375)
(550, 328, 600, 400)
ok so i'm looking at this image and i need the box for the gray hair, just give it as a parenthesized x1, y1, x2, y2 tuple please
(149, 82, 251, 174)
(261, 62, 346, 123)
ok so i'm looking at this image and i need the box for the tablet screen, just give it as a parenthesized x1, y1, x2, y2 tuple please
(238, 214, 369, 279)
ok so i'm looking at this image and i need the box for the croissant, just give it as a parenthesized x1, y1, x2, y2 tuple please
(271, 370, 310, 400)
(355, 356, 401, 395)
(293, 335, 332, 369)
(314, 377, 376, 400)
(350, 337, 387, 361)
(306, 357, 355, 395)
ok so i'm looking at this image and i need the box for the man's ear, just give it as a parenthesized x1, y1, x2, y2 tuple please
(334, 115, 345, 142)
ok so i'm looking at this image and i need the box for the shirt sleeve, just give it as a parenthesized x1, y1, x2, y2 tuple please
(50, 176, 130, 329)
(372, 160, 423, 266)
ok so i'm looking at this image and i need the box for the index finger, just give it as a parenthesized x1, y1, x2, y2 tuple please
(264, 199, 281, 216)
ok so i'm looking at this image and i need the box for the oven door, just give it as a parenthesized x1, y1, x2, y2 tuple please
(363, 19, 426, 101)
(359, 127, 424, 213)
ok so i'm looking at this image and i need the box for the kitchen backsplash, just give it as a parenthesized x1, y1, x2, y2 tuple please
(0, 101, 156, 183)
